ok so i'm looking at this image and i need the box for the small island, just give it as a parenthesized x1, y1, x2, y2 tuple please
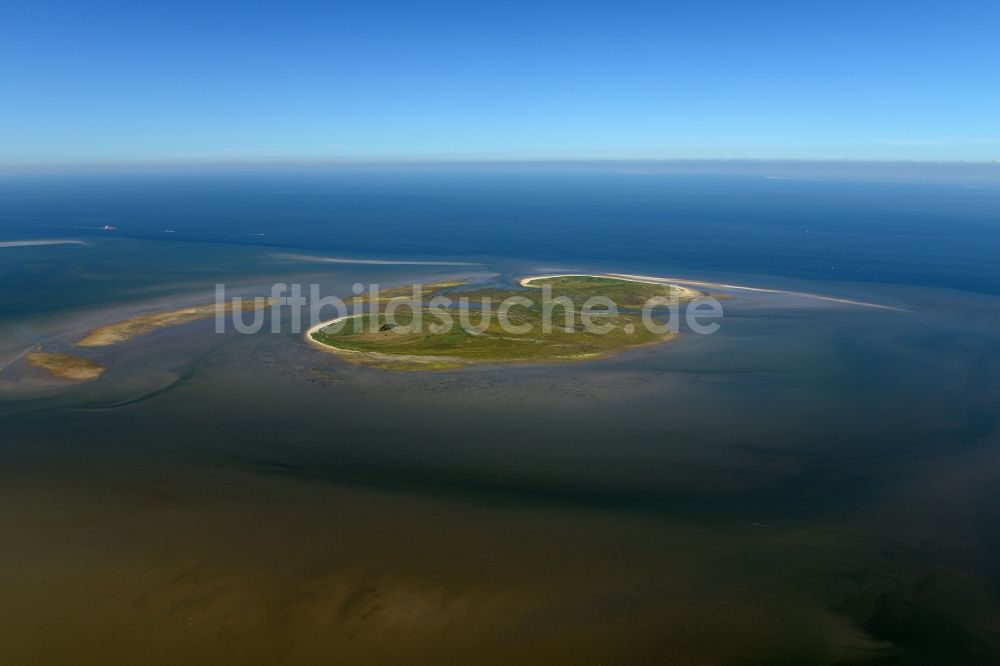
(307, 275, 702, 370)
(77, 300, 267, 347)
(27, 352, 105, 381)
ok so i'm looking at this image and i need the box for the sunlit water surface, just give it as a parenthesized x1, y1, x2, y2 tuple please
(1, 169, 1000, 663)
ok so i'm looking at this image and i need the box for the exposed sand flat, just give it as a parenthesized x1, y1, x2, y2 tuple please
(0, 239, 86, 248)
(77, 300, 268, 347)
(519, 272, 908, 311)
(274, 252, 482, 266)
(26, 352, 105, 381)
(614, 274, 911, 311)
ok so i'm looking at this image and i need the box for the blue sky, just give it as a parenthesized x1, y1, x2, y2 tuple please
(2, 1, 998, 163)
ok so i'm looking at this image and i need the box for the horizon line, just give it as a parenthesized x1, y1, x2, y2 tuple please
(2, 156, 1000, 169)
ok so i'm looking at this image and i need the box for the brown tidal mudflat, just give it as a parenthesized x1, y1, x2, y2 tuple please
(3, 248, 999, 664)
(0, 459, 879, 666)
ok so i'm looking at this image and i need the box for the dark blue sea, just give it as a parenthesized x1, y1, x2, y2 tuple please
(2, 166, 999, 293)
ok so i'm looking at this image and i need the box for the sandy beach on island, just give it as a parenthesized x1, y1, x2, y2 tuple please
(517, 273, 702, 299)
(304, 314, 468, 367)
(274, 252, 482, 267)
(304, 313, 365, 346)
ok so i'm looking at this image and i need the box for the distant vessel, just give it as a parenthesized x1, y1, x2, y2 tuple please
(164, 229, 175, 233)
(101, 225, 117, 231)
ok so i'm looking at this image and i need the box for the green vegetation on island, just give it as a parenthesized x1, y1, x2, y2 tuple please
(308, 275, 701, 370)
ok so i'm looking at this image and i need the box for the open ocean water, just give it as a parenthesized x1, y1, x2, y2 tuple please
(1, 166, 1000, 663)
